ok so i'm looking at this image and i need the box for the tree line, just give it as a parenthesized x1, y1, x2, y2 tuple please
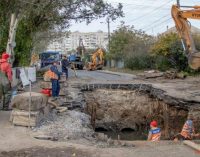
(108, 24, 200, 72)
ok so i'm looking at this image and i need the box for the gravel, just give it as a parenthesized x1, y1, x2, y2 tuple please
(33, 110, 94, 141)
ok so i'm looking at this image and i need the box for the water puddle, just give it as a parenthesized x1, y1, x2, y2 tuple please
(95, 128, 147, 141)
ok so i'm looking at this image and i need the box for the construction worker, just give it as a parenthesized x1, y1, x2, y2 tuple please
(0, 52, 12, 110)
(179, 114, 199, 140)
(61, 55, 70, 79)
(50, 61, 62, 100)
(147, 120, 161, 142)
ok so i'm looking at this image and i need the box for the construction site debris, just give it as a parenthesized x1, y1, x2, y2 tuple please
(56, 107, 68, 113)
(11, 92, 48, 111)
(48, 99, 59, 108)
(138, 69, 187, 80)
(138, 70, 164, 79)
(164, 70, 187, 79)
(34, 135, 58, 141)
(33, 110, 94, 141)
(10, 110, 46, 127)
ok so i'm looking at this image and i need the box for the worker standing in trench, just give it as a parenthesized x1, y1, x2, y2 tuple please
(147, 120, 161, 142)
(175, 114, 200, 141)
(0, 52, 12, 110)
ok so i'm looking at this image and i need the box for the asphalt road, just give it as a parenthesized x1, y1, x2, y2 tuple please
(68, 69, 135, 82)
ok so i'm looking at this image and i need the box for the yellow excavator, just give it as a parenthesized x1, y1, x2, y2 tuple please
(171, 4, 200, 70)
(86, 48, 104, 71)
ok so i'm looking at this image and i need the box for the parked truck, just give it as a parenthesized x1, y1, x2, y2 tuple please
(40, 51, 61, 68)
(69, 54, 84, 70)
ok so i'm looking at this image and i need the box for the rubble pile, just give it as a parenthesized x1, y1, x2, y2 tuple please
(33, 110, 94, 141)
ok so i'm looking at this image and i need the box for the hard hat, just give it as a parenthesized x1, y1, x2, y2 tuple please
(150, 120, 158, 127)
(2, 52, 10, 60)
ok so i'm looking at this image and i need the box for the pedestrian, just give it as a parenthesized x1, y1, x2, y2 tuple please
(50, 61, 62, 100)
(179, 114, 199, 140)
(0, 52, 12, 110)
(147, 120, 161, 142)
(61, 55, 70, 79)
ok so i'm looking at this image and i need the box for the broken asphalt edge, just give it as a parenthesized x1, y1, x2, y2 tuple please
(97, 70, 137, 79)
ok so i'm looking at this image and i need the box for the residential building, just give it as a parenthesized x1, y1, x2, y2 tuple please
(46, 31, 108, 53)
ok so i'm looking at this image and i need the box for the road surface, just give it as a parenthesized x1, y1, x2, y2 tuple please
(68, 69, 135, 82)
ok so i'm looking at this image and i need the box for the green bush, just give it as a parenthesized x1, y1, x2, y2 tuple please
(154, 56, 172, 71)
(125, 55, 154, 70)
(151, 33, 188, 71)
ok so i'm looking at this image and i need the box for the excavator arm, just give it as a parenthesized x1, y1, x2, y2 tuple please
(171, 5, 200, 69)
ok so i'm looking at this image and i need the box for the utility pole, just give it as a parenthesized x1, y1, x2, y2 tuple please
(177, 0, 180, 7)
(107, 18, 111, 52)
(6, 13, 19, 65)
(78, 37, 84, 56)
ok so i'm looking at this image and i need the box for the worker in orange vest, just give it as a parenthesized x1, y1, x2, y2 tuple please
(180, 114, 199, 140)
(147, 120, 161, 142)
(50, 61, 62, 100)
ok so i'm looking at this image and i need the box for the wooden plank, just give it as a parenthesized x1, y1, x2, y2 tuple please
(184, 141, 200, 151)
(13, 115, 37, 127)
(11, 110, 39, 116)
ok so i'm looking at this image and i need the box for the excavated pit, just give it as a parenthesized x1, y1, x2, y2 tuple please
(81, 84, 200, 140)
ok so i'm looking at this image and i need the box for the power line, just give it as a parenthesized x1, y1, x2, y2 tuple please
(143, 17, 173, 32)
(125, 0, 173, 24)
(140, 14, 170, 30)
(112, 2, 159, 7)
(110, 0, 161, 6)
(110, 0, 173, 28)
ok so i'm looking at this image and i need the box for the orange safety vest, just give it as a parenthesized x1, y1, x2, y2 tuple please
(180, 120, 193, 139)
(149, 128, 161, 142)
(44, 70, 58, 80)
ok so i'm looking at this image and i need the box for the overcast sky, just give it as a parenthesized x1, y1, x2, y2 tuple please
(69, 0, 200, 35)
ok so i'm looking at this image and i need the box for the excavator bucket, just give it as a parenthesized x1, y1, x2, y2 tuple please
(188, 52, 200, 70)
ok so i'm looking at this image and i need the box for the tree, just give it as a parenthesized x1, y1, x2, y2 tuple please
(109, 24, 154, 69)
(109, 24, 153, 59)
(151, 33, 188, 71)
(0, 0, 123, 66)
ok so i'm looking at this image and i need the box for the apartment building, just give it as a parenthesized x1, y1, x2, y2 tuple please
(47, 31, 108, 53)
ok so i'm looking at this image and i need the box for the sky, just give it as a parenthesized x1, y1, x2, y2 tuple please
(69, 0, 200, 35)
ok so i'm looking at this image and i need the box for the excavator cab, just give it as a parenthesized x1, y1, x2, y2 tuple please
(171, 4, 200, 69)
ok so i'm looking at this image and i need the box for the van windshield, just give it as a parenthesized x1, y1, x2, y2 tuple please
(41, 53, 59, 61)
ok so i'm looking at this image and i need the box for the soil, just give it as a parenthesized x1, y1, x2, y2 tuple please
(84, 88, 189, 138)
(0, 147, 92, 157)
